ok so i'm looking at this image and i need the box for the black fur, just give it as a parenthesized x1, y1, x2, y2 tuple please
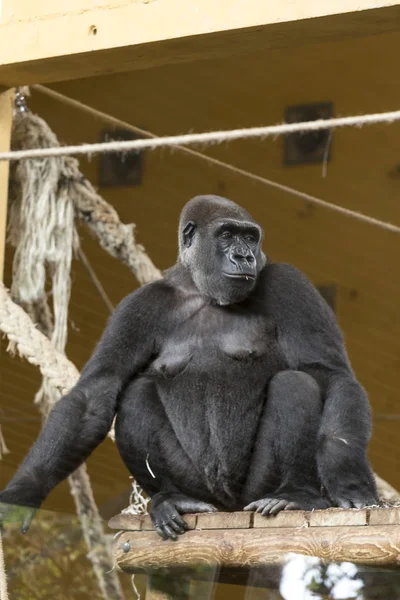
(0, 195, 378, 539)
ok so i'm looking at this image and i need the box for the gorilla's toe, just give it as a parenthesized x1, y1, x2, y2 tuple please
(245, 491, 330, 516)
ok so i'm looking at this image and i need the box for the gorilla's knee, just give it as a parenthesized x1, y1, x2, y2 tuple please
(269, 370, 321, 407)
(270, 370, 320, 392)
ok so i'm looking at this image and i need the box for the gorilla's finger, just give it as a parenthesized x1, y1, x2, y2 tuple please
(171, 514, 189, 530)
(337, 499, 351, 509)
(169, 518, 186, 534)
(244, 498, 270, 512)
(195, 502, 218, 513)
(163, 524, 177, 540)
(269, 500, 288, 515)
(261, 500, 281, 516)
(155, 526, 169, 541)
(243, 502, 258, 511)
(21, 508, 37, 533)
(284, 502, 300, 511)
(21, 509, 36, 534)
(245, 500, 269, 512)
(256, 501, 269, 513)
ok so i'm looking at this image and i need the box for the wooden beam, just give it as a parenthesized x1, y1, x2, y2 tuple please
(111, 509, 400, 572)
(0, 2, 400, 85)
(115, 525, 400, 571)
(114, 525, 400, 573)
(0, 89, 13, 281)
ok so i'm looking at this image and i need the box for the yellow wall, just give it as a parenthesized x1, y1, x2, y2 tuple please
(2, 29, 400, 524)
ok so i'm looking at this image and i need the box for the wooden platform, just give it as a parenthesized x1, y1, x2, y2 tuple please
(109, 507, 400, 575)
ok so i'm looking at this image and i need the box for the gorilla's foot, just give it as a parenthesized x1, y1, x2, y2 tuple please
(329, 490, 378, 510)
(150, 493, 217, 540)
(244, 490, 330, 517)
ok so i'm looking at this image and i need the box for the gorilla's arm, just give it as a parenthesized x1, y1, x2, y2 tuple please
(267, 263, 378, 507)
(0, 282, 169, 511)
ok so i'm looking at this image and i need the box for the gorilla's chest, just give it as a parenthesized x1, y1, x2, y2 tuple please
(150, 303, 280, 379)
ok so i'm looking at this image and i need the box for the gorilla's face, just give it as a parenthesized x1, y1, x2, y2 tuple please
(179, 196, 266, 305)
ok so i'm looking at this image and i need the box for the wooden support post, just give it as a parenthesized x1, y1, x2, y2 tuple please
(0, 88, 13, 281)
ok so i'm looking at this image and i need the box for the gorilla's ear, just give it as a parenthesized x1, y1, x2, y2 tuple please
(182, 221, 196, 248)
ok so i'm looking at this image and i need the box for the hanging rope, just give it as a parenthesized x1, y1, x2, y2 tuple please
(29, 85, 400, 236)
(7, 98, 159, 526)
(64, 157, 162, 284)
(2, 108, 400, 162)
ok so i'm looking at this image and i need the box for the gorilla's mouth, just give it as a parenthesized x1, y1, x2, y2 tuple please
(223, 272, 256, 281)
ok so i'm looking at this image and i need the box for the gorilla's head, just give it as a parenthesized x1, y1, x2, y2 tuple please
(179, 195, 266, 305)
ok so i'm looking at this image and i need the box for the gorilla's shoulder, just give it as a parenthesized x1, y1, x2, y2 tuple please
(262, 262, 314, 290)
(113, 277, 177, 316)
(261, 262, 335, 318)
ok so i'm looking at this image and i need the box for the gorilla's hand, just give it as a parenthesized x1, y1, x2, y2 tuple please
(0, 502, 37, 533)
(150, 493, 217, 540)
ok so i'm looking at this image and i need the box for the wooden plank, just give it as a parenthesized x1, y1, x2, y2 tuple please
(109, 508, 373, 532)
(253, 511, 308, 529)
(1, 4, 400, 85)
(0, 88, 13, 281)
(108, 513, 143, 531)
(108, 512, 197, 531)
(196, 512, 251, 530)
(369, 507, 400, 526)
(309, 508, 367, 527)
(115, 525, 400, 572)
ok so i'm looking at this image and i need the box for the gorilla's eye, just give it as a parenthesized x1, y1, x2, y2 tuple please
(221, 231, 233, 240)
(245, 235, 256, 244)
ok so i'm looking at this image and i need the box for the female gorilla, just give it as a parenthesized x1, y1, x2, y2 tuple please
(0, 195, 377, 539)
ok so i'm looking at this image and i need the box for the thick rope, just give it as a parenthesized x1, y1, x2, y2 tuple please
(1, 109, 400, 163)
(7, 104, 159, 523)
(31, 86, 400, 236)
(0, 283, 79, 393)
(64, 158, 162, 285)
(6, 108, 126, 599)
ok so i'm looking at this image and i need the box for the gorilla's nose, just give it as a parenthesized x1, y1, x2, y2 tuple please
(231, 249, 254, 266)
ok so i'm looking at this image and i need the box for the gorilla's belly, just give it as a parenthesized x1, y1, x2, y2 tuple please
(143, 306, 286, 502)
(148, 352, 276, 503)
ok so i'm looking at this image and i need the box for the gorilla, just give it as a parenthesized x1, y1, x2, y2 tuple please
(0, 195, 378, 540)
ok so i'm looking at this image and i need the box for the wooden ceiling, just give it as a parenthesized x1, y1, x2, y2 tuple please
(1, 29, 400, 518)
